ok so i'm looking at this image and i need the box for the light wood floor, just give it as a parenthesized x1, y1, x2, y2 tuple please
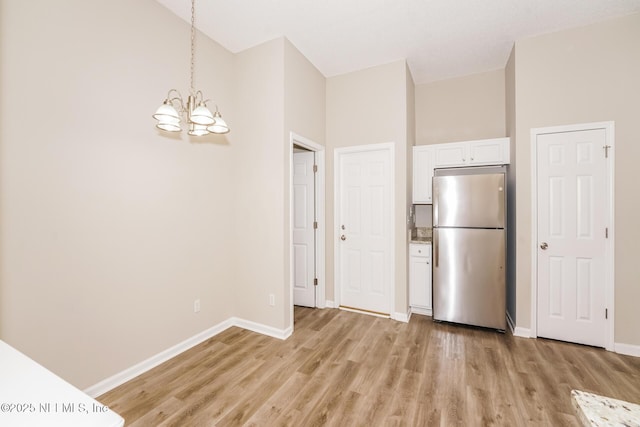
(99, 307, 640, 426)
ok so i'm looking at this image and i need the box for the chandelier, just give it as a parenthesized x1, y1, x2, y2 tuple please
(153, 0, 229, 136)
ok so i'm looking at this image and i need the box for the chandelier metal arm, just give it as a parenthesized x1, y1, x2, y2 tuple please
(165, 89, 186, 113)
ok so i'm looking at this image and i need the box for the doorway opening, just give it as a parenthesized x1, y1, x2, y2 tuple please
(289, 133, 325, 327)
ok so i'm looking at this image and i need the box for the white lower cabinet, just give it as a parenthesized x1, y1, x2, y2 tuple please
(409, 243, 432, 316)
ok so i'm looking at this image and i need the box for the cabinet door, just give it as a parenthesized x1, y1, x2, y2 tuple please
(409, 245, 432, 311)
(434, 142, 468, 167)
(468, 138, 510, 165)
(412, 146, 434, 204)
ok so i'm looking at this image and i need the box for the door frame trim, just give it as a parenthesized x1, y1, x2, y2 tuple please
(334, 142, 395, 315)
(530, 121, 615, 351)
(289, 132, 326, 321)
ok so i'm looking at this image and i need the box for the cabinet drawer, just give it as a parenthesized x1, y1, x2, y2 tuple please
(410, 244, 431, 257)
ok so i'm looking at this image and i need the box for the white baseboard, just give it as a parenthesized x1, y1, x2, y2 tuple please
(615, 342, 640, 357)
(84, 317, 291, 398)
(410, 306, 432, 317)
(505, 315, 637, 356)
(325, 300, 336, 308)
(392, 311, 410, 323)
(231, 317, 292, 340)
(506, 311, 532, 338)
(512, 326, 532, 338)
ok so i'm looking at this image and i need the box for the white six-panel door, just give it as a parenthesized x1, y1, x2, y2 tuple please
(336, 145, 393, 315)
(293, 150, 316, 307)
(536, 129, 608, 347)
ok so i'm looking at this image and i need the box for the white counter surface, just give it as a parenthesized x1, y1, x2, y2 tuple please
(572, 389, 640, 427)
(0, 340, 124, 427)
(409, 237, 432, 244)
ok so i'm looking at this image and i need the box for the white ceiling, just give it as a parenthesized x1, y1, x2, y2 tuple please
(156, 0, 640, 84)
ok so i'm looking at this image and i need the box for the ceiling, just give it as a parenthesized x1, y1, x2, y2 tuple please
(156, 0, 640, 84)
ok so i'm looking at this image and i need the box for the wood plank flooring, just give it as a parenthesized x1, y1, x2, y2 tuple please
(98, 307, 640, 426)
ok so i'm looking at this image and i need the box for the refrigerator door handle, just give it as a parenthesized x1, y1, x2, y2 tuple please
(434, 229, 439, 267)
(432, 179, 438, 226)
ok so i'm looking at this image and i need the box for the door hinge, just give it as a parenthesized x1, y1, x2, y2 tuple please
(605, 227, 609, 238)
(313, 221, 318, 229)
(604, 145, 611, 158)
(605, 308, 608, 319)
(313, 278, 318, 286)
(313, 164, 318, 173)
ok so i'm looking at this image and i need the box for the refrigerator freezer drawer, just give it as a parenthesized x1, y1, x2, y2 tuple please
(433, 173, 505, 228)
(433, 228, 506, 330)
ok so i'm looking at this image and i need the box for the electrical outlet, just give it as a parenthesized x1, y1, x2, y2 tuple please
(269, 294, 275, 306)
(194, 299, 201, 313)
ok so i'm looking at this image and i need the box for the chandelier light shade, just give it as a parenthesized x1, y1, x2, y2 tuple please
(153, 0, 229, 136)
(207, 108, 229, 134)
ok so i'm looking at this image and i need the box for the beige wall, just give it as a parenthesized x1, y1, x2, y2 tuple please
(513, 13, 640, 346)
(233, 37, 326, 331)
(0, 0, 236, 388)
(0, 2, 327, 390)
(415, 69, 506, 145)
(232, 39, 286, 328)
(326, 60, 412, 315)
(405, 64, 416, 310)
(283, 38, 326, 324)
(505, 47, 517, 321)
(284, 39, 326, 148)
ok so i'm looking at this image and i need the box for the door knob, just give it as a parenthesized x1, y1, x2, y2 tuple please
(540, 242, 548, 250)
(340, 235, 346, 241)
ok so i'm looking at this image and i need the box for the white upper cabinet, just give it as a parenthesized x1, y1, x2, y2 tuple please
(412, 146, 434, 204)
(468, 138, 510, 165)
(433, 137, 510, 168)
(412, 138, 510, 204)
(433, 142, 467, 166)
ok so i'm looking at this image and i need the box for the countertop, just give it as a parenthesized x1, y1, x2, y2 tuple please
(410, 237, 432, 244)
(0, 340, 124, 427)
(410, 227, 432, 244)
(571, 389, 640, 427)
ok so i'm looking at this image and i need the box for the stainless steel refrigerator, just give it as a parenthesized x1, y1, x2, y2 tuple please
(432, 166, 506, 331)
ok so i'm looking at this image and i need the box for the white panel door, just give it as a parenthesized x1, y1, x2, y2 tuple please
(293, 151, 315, 307)
(337, 146, 392, 314)
(537, 129, 607, 347)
